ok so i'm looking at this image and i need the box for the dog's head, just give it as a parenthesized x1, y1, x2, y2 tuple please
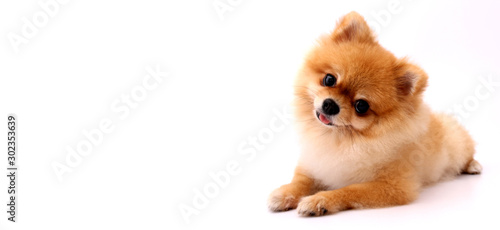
(294, 12, 428, 140)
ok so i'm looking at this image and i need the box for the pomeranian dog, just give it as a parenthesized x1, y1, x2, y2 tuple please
(268, 12, 482, 216)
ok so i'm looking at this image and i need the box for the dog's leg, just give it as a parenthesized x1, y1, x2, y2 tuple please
(268, 167, 316, 211)
(463, 159, 482, 174)
(297, 163, 419, 216)
(297, 178, 419, 216)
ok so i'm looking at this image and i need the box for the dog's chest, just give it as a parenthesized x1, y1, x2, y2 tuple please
(297, 144, 377, 189)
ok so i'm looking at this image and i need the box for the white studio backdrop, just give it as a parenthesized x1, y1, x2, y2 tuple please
(0, 0, 499, 229)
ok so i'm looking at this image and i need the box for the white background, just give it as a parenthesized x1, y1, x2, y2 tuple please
(1, 0, 500, 229)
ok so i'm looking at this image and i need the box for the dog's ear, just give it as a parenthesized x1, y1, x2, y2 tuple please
(395, 61, 428, 96)
(331, 11, 375, 43)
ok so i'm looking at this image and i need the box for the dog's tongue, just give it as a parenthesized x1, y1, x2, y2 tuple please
(319, 113, 331, 125)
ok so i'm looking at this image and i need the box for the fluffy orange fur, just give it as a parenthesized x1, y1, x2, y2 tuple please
(268, 12, 481, 216)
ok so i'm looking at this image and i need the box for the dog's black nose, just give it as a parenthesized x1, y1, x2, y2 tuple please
(322, 99, 340, 115)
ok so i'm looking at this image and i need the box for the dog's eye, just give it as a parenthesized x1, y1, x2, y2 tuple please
(355, 100, 369, 114)
(322, 74, 337, 87)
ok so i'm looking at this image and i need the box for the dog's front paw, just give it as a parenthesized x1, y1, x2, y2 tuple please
(297, 194, 330, 217)
(268, 185, 302, 212)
